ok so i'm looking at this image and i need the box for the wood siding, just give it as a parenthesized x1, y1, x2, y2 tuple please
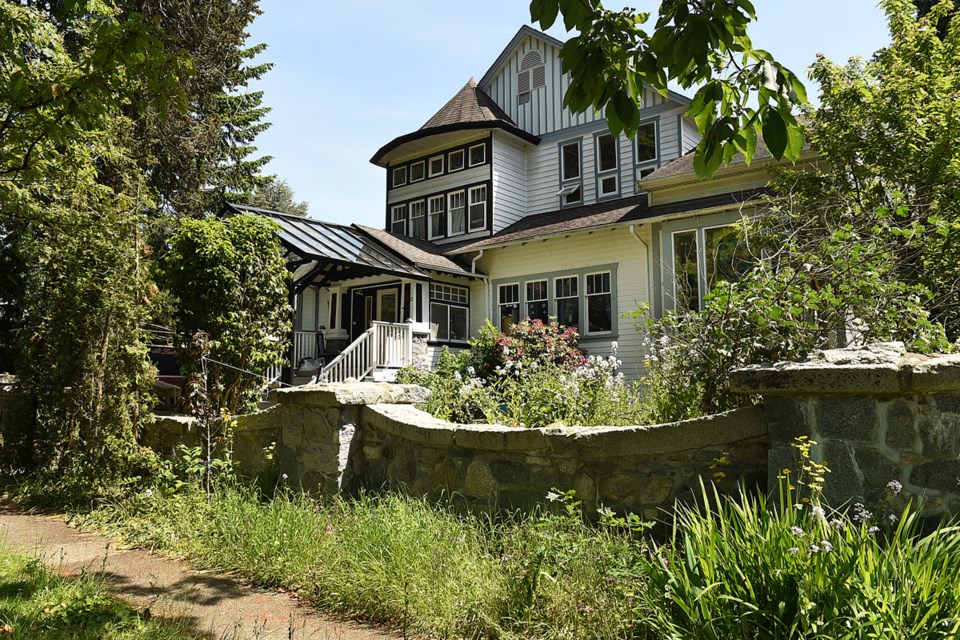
(491, 132, 528, 232)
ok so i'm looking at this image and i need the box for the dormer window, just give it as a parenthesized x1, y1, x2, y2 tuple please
(517, 50, 546, 105)
(392, 166, 407, 187)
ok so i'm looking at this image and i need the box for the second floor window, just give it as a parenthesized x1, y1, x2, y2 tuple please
(448, 190, 465, 236)
(596, 133, 619, 198)
(469, 143, 485, 166)
(409, 200, 426, 239)
(410, 161, 425, 182)
(559, 140, 582, 206)
(637, 121, 658, 164)
(392, 166, 407, 187)
(468, 185, 486, 232)
(390, 205, 406, 235)
(448, 149, 465, 172)
(428, 195, 445, 239)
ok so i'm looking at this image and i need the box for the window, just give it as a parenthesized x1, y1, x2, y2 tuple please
(429, 155, 444, 177)
(390, 204, 406, 235)
(430, 283, 468, 342)
(517, 50, 545, 105)
(526, 280, 548, 321)
(468, 143, 485, 167)
(668, 224, 751, 313)
(585, 272, 612, 333)
(559, 140, 582, 205)
(428, 195, 445, 239)
(329, 292, 338, 330)
(448, 190, 465, 236)
(410, 161, 425, 182)
(448, 149, 465, 172)
(409, 200, 426, 240)
(555, 276, 579, 328)
(498, 284, 520, 332)
(392, 166, 407, 187)
(596, 133, 619, 198)
(636, 121, 658, 164)
(468, 185, 487, 232)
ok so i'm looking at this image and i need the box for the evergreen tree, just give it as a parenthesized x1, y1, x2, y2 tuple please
(243, 175, 309, 216)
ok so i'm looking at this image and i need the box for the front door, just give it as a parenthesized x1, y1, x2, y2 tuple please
(350, 286, 400, 341)
(377, 289, 398, 323)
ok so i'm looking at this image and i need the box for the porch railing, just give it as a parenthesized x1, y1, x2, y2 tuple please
(316, 321, 412, 384)
(293, 330, 320, 364)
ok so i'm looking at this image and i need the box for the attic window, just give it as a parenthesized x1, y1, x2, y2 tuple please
(517, 50, 545, 105)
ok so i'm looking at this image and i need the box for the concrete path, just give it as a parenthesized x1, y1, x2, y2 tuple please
(0, 503, 399, 640)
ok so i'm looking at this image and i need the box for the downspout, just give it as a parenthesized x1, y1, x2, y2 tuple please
(629, 224, 654, 314)
(470, 249, 491, 324)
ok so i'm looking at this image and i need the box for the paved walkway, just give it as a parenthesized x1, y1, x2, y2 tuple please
(0, 504, 398, 640)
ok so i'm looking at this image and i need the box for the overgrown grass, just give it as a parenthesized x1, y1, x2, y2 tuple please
(0, 543, 203, 639)
(69, 459, 960, 639)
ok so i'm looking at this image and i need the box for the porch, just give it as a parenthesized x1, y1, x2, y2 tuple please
(289, 321, 416, 384)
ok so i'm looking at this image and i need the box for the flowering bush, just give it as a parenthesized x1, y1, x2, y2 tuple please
(396, 323, 648, 428)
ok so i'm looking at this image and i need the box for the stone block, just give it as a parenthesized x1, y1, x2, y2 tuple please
(603, 474, 638, 500)
(302, 408, 341, 443)
(363, 405, 456, 447)
(820, 441, 865, 505)
(282, 421, 304, 448)
(498, 489, 544, 512)
(636, 476, 675, 506)
(385, 448, 417, 484)
(884, 400, 917, 450)
(489, 459, 529, 485)
(853, 446, 901, 488)
(462, 461, 495, 498)
(453, 425, 548, 452)
(815, 397, 878, 442)
(934, 393, 960, 415)
(429, 460, 461, 493)
(271, 382, 431, 407)
(573, 472, 597, 509)
(909, 355, 960, 392)
(918, 416, 953, 457)
(764, 398, 812, 443)
(910, 460, 960, 494)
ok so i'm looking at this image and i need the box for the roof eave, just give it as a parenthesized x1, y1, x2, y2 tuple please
(370, 121, 540, 166)
(478, 25, 566, 88)
(640, 148, 820, 191)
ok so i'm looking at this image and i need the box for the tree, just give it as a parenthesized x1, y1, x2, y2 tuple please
(533, 0, 808, 177)
(160, 213, 290, 415)
(244, 175, 309, 216)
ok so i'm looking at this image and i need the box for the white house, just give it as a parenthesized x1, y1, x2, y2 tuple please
(239, 26, 810, 382)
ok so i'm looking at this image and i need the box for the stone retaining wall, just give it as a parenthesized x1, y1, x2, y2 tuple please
(730, 342, 960, 517)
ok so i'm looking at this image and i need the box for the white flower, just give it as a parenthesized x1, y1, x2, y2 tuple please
(820, 540, 833, 553)
(788, 547, 800, 556)
(144, 489, 153, 498)
(467, 366, 476, 376)
(790, 526, 804, 536)
(812, 506, 826, 519)
(453, 371, 462, 381)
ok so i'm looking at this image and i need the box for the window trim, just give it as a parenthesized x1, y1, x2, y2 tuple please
(497, 282, 521, 332)
(408, 199, 426, 239)
(390, 204, 406, 235)
(525, 279, 548, 322)
(391, 166, 407, 188)
(448, 148, 465, 173)
(584, 271, 613, 335)
(635, 118, 660, 179)
(447, 189, 466, 237)
(468, 143, 486, 167)
(467, 184, 487, 233)
(558, 138, 583, 208)
(553, 275, 580, 329)
(409, 160, 425, 183)
(595, 131, 620, 200)
(427, 194, 445, 240)
(429, 282, 470, 344)
(428, 155, 444, 178)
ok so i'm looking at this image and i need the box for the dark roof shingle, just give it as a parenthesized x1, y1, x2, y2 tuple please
(420, 78, 516, 129)
(356, 226, 479, 277)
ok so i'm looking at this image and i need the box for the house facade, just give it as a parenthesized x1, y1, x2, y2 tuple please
(257, 26, 808, 382)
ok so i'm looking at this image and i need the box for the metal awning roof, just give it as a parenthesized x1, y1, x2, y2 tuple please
(226, 204, 427, 284)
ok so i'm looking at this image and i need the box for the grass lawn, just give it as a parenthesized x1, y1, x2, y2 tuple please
(0, 543, 204, 639)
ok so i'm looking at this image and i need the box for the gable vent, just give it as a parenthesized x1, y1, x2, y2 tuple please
(517, 50, 546, 104)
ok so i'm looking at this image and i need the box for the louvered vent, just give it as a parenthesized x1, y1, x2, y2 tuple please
(517, 50, 546, 102)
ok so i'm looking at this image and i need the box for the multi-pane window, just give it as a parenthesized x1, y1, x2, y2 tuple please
(390, 205, 406, 235)
(672, 230, 700, 312)
(705, 226, 751, 291)
(468, 185, 487, 232)
(409, 200, 426, 240)
(469, 143, 485, 166)
(597, 133, 619, 197)
(585, 272, 612, 333)
(428, 195, 445, 239)
(430, 283, 469, 342)
(636, 121, 658, 164)
(498, 284, 520, 331)
(668, 223, 751, 313)
(526, 280, 548, 321)
(555, 276, 579, 328)
(559, 140, 582, 205)
(448, 190, 466, 236)
(448, 149, 465, 172)
(429, 155, 444, 177)
(392, 166, 407, 187)
(410, 161, 425, 182)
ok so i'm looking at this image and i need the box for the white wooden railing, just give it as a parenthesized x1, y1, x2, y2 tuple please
(316, 321, 412, 384)
(293, 331, 320, 364)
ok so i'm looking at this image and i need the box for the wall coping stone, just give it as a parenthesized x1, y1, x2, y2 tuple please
(729, 342, 960, 396)
(363, 403, 766, 456)
(270, 382, 430, 407)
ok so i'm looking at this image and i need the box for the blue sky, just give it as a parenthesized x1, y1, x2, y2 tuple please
(247, 1, 891, 227)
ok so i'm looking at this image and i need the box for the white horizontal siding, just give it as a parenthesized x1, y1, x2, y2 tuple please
(491, 133, 528, 232)
(681, 116, 700, 154)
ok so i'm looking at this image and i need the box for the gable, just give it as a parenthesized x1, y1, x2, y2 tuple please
(478, 26, 691, 138)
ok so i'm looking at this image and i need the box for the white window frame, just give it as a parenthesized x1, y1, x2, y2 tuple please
(392, 166, 407, 188)
(468, 143, 486, 167)
(525, 279, 548, 321)
(584, 271, 613, 335)
(428, 195, 445, 240)
(429, 283, 469, 343)
(554, 275, 580, 329)
(468, 184, 487, 232)
(596, 133, 619, 199)
(390, 204, 406, 235)
(559, 140, 582, 207)
(448, 148, 465, 172)
(410, 160, 425, 182)
(428, 155, 444, 178)
(498, 283, 521, 331)
(636, 120, 659, 166)
(447, 190, 466, 237)
(409, 199, 426, 240)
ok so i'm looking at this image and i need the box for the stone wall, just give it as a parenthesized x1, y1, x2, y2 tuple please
(265, 384, 769, 517)
(730, 342, 960, 517)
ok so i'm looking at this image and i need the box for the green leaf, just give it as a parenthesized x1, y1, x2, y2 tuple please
(761, 108, 788, 159)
